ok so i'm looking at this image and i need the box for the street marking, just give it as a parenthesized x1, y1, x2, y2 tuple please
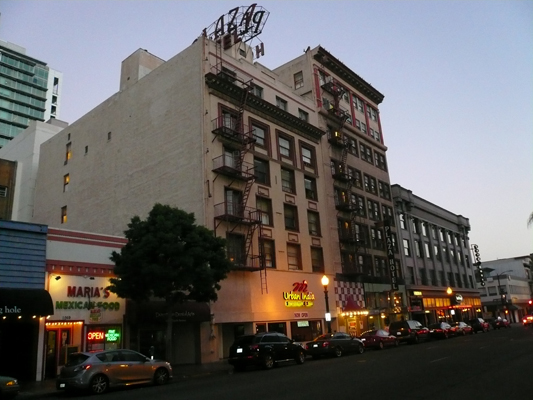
(430, 357, 449, 363)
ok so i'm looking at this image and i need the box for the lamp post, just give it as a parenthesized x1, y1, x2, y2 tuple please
(321, 275, 332, 333)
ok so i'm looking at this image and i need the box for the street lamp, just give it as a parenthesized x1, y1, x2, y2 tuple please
(321, 275, 332, 333)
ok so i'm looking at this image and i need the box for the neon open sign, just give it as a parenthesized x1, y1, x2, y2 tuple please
(87, 331, 104, 341)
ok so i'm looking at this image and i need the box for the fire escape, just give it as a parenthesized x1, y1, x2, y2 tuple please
(322, 76, 365, 276)
(210, 43, 268, 293)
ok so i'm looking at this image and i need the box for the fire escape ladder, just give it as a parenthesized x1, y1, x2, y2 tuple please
(258, 224, 268, 294)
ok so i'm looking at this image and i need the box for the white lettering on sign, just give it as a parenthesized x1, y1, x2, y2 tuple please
(0, 306, 22, 315)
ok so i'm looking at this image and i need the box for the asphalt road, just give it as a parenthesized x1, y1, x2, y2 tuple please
(52, 325, 533, 400)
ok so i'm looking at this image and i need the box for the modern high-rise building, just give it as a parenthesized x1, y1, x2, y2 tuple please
(32, 6, 403, 364)
(0, 40, 62, 148)
(391, 184, 481, 325)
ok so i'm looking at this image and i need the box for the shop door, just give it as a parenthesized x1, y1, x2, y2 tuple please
(45, 328, 72, 379)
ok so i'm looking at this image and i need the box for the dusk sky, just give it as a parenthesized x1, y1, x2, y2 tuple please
(1, 0, 531, 262)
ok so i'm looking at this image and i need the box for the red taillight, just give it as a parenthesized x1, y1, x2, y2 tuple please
(322, 341, 330, 348)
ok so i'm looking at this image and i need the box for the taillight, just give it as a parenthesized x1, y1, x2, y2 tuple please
(322, 341, 330, 348)
(73, 364, 91, 373)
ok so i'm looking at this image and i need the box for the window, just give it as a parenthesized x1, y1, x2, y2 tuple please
(304, 176, 317, 200)
(0, 186, 7, 198)
(294, 71, 304, 89)
(403, 239, 411, 257)
(407, 267, 415, 284)
(399, 213, 406, 229)
(434, 245, 440, 260)
(65, 142, 71, 164)
(318, 70, 326, 86)
(227, 234, 246, 266)
(346, 136, 357, 155)
(281, 168, 295, 193)
(63, 174, 70, 192)
(276, 96, 288, 111)
(367, 200, 381, 221)
(252, 84, 263, 98)
(298, 109, 309, 121)
(422, 223, 428, 237)
(261, 239, 275, 268)
(301, 144, 315, 168)
(254, 158, 270, 185)
(307, 211, 321, 236)
(364, 174, 377, 194)
(359, 143, 373, 164)
(361, 122, 367, 134)
(284, 204, 298, 231)
(382, 205, 394, 224)
(287, 244, 302, 270)
(424, 243, 431, 258)
(439, 229, 445, 242)
(311, 247, 324, 273)
(448, 231, 453, 244)
(278, 134, 293, 159)
(252, 124, 266, 148)
(222, 110, 238, 130)
(354, 97, 364, 112)
(415, 240, 422, 257)
(61, 206, 67, 224)
(412, 219, 419, 234)
(225, 188, 243, 217)
(374, 152, 387, 171)
(256, 197, 273, 226)
(378, 181, 391, 199)
(371, 227, 384, 249)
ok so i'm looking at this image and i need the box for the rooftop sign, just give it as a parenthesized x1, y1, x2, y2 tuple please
(203, 3, 269, 56)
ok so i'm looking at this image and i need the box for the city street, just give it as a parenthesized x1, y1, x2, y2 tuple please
(43, 324, 532, 400)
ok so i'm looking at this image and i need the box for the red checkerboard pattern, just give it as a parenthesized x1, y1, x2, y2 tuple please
(334, 280, 365, 309)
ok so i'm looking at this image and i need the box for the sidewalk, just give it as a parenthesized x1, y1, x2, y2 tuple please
(18, 361, 233, 399)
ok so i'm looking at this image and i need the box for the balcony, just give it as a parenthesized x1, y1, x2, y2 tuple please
(327, 130, 346, 148)
(321, 76, 345, 98)
(214, 202, 262, 225)
(332, 167, 351, 182)
(212, 155, 255, 181)
(229, 254, 263, 271)
(335, 198, 357, 212)
(338, 230, 356, 243)
(211, 116, 255, 146)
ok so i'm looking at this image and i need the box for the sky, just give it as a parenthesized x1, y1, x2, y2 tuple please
(1, 0, 531, 261)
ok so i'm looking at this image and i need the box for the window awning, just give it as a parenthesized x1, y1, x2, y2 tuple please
(0, 288, 54, 317)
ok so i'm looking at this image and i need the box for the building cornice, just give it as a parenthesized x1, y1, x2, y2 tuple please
(314, 47, 384, 105)
(205, 72, 325, 143)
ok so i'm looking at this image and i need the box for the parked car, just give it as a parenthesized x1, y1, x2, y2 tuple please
(305, 332, 364, 358)
(56, 349, 172, 395)
(428, 322, 454, 339)
(359, 329, 399, 350)
(522, 315, 533, 326)
(389, 320, 430, 344)
(0, 376, 19, 399)
(468, 317, 490, 333)
(450, 321, 474, 336)
(228, 332, 306, 370)
(493, 318, 511, 329)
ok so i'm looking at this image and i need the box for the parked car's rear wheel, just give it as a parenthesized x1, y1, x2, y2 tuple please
(154, 368, 169, 385)
(378, 341, 384, 350)
(89, 374, 108, 395)
(334, 347, 343, 357)
(357, 344, 364, 354)
(295, 350, 305, 364)
(263, 354, 274, 369)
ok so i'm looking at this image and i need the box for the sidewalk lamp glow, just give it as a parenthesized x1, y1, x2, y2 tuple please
(446, 287, 453, 295)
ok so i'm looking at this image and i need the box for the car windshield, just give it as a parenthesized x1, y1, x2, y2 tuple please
(428, 323, 441, 329)
(312, 334, 333, 341)
(66, 353, 90, 367)
(361, 330, 377, 337)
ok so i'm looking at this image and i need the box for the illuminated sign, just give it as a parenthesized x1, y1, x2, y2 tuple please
(105, 329, 120, 342)
(384, 222, 399, 291)
(87, 331, 104, 341)
(413, 291, 423, 296)
(283, 280, 315, 308)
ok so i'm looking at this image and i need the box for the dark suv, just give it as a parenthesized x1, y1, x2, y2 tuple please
(228, 332, 306, 371)
(389, 320, 429, 344)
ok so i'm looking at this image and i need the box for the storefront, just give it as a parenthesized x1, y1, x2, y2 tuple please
(0, 288, 54, 380)
(408, 289, 482, 326)
(125, 300, 211, 365)
(45, 274, 126, 378)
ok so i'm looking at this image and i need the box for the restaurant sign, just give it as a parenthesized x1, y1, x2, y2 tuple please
(384, 221, 399, 290)
(283, 281, 315, 308)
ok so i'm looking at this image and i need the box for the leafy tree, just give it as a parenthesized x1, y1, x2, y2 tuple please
(108, 203, 232, 360)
